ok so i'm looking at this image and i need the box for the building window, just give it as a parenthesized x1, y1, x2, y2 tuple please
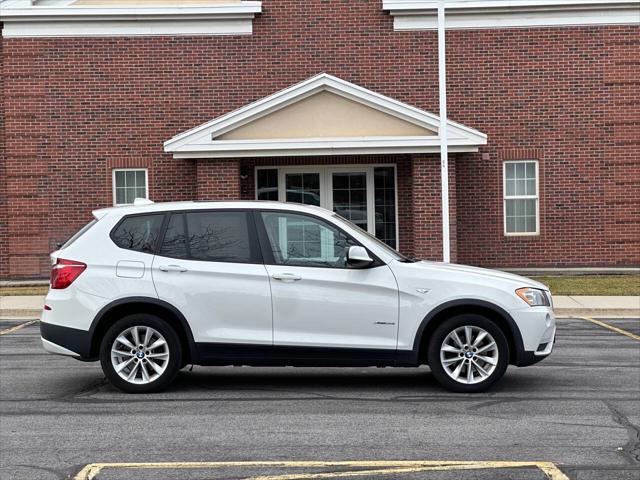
(113, 169, 148, 206)
(256, 169, 278, 201)
(503, 161, 539, 235)
(374, 166, 397, 249)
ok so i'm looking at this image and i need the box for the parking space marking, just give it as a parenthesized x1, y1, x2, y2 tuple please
(0, 320, 37, 336)
(73, 460, 570, 480)
(579, 316, 640, 341)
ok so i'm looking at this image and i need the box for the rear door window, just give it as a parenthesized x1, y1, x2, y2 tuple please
(158, 210, 258, 263)
(159, 213, 189, 259)
(111, 214, 164, 254)
(185, 211, 254, 263)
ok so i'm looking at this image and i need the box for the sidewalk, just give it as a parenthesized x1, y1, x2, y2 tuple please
(0, 295, 46, 319)
(552, 296, 639, 318)
(1, 294, 638, 319)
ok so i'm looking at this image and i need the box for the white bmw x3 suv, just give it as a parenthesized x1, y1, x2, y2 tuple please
(41, 200, 556, 393)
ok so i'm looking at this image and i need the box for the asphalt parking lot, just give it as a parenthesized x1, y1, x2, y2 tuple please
(1, 317, 638, 480)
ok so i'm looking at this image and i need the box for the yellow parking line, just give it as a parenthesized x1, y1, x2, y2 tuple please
(579, 316, 640, 341)
(72, 460, 570, 480)
(0, 320, 37, 336)
(246, 462, 570, 480)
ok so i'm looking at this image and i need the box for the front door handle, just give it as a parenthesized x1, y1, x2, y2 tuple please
(272, 273, 302, 282)
(158, 264, 188, 273)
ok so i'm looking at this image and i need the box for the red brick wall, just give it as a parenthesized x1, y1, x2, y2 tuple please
(409, 154, 457, 262)
(1, 1, 638, 277)
(197, 159, 240, 200)
(451, 28, 640, 267)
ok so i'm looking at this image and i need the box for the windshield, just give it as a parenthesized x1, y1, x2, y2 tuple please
(331, 214, 416, 263)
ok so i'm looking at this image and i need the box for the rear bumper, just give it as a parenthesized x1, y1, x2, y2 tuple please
(40, 321, 94, 360)
(42, 338, 81, 357)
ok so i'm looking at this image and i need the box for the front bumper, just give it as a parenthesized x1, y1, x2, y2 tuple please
(509, 305, 556, 366)
(516, 332, 556, 366)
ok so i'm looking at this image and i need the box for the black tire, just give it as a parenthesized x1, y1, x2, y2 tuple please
(427, 314, 509, 393)
(99, 314, 182, 393)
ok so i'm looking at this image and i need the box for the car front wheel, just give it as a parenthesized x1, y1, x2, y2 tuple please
(100, 314, 182, 393)
(427, 314, 509, 393)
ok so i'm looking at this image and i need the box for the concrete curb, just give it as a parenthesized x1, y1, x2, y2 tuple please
(0, 280, 50, 287)
(0, 311, 42, 320)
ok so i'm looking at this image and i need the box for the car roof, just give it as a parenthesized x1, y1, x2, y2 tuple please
(92, 200, 334, 220)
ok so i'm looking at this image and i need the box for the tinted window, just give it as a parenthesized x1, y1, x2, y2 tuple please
(260, 211, 356, 268)
(159, 214, 189, 259)
(111, 214, 163, 253)
(185, 211, 252, 263)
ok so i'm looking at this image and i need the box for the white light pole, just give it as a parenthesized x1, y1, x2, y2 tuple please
(438, 1, 450, 263)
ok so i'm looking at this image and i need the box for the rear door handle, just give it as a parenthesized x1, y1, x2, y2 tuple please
(272, 273, 302, 282)
(158, 264, 188, 273)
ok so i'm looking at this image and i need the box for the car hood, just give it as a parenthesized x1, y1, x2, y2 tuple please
(402, 261, 549, 291)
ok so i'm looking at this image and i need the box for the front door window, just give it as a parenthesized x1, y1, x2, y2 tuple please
(256, 165, 397, 249)
(260, 211, 355, 268)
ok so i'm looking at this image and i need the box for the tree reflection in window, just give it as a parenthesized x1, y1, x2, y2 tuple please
(186, 211, 251, 263)
(159, 214, 188, 258)
(112, 214, 163, 253)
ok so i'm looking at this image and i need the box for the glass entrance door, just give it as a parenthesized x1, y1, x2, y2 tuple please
(256, 165, 397, 249)
(328, 171, 370, 232)
(284, 172, 321, 206)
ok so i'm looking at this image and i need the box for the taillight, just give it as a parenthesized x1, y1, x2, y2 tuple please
(50, 259, 87, 289)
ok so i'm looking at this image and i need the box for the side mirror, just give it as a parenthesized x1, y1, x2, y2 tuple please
(347, 246, 374, 268)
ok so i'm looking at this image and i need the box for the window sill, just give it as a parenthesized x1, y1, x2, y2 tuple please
(504, 233, 541, 238)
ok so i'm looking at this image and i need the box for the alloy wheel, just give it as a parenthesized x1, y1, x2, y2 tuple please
(439, 325, 499, 385)
(110, 325, 170, 384)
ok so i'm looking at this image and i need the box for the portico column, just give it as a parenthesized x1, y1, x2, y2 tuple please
(195, 158, 241, 200)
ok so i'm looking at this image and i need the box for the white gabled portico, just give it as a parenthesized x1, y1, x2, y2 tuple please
(163, 73, 487, 158)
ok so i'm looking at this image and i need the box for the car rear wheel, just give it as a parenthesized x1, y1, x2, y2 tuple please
(100, 314, 182, 393)
(427, 314, 509, 393)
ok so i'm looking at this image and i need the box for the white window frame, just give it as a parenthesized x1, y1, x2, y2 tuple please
(503, 160, 539, 236)
(112, 168, 149, 206)
(255, 164, 399, 248)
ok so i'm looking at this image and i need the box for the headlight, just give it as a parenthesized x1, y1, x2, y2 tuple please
(515, 287, 550, 307)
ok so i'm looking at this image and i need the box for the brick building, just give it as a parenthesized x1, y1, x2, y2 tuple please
(0, 0, 638, 279)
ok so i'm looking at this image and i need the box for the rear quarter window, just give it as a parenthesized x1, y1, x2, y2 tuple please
(111, 214, 164, 254)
